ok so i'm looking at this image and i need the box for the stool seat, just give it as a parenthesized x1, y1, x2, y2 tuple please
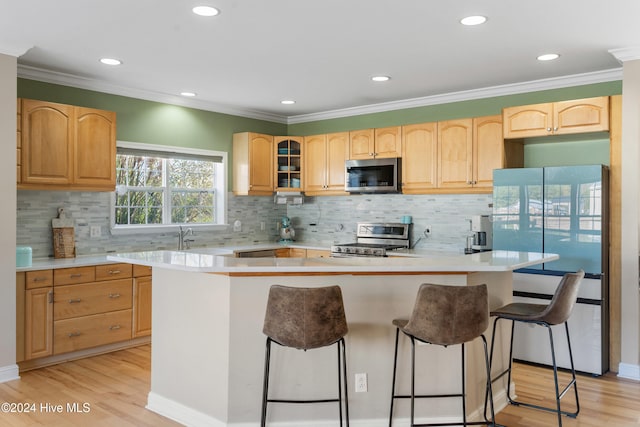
(486, 269, 584, 427)
(389, 283, 496, 427)
(490, 302, 550, 321)
(261, 285, 349, 427)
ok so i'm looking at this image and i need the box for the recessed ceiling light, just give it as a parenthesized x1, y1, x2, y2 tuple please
(181, 92, 197, 97)
(192, 6, 220, 17)
(100, 58, 122, 66)
(460, 15, 487, 26)
(371, 76, 390, 82)
(537, 53, 560, 61)
(281, 100, 296, 105)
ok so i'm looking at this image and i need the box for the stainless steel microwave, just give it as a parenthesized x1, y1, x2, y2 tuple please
(345, 158, 399, 193)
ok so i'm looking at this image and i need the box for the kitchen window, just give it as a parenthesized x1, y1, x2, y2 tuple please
(111, 141, 227, 233)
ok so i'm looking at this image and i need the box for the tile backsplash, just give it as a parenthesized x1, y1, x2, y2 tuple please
(18, 191, 492, 258)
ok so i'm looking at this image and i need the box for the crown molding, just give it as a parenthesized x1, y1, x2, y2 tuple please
(18, 64, 621, 126)
(287, 68, 622, 124)
(609, 47, 640, 63)
(0, 43, 32, 57)
(17, 65, 289, 124)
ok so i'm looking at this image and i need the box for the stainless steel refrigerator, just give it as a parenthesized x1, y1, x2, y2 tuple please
(492, 165, 609, 375)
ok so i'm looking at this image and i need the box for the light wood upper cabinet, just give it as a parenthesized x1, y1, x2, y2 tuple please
(274, 136, 302, 192)
(437, 119, 473, 189)
(74, 107, 116, 188)
(19, 99, 116, 191)
(349, 127, 401, 159)
(473, 115, 504, 189)
(233, 132, 274, 195)
(21, 99, 74, 186)
(554, 97, 609, 135)
(303, 132, 349, 195)
(401, 122, 438, 193)
(503, 96, 609, 138)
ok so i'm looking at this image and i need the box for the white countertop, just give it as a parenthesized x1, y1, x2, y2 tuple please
(106, 249, 559, 274)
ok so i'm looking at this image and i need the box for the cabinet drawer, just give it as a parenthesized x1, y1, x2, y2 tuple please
(54, 266, 95, 286)
(25, 270, 53, 289)
(54, 279, 133, 320)
(95, 263, 132, 281)
(133, 264, 152, 277)
(53, 309, 132, 354)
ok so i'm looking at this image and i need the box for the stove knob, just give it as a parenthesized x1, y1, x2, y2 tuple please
(334, 247, 342, 253)
(362, 248, 371, 255)
(346, 247, 355, 254)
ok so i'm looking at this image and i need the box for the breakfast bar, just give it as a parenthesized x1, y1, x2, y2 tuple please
(107, 250, 558, 427)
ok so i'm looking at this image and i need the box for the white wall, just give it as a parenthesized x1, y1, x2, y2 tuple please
(0, 53, 18, 381)
(619, 57, 640, 378)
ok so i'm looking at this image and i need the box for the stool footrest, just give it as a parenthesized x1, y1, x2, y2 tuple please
(392, 393, 463, 399)
(267, 398, 340, 404)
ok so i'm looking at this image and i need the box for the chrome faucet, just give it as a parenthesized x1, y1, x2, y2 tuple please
(177, 225, 194, 250)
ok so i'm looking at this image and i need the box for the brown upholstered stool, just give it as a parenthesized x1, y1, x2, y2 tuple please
(389, 283, 496, 427)
(261, 285, 349, 427)
(486, 269, 584, 427)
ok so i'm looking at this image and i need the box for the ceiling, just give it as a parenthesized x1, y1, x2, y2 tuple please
(1, 0, 639, 123)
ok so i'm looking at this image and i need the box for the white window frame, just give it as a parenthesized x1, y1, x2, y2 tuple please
(110, 141, 228, 235)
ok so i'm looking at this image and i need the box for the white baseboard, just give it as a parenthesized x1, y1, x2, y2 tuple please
(0, 364, 20, 383)
(617, 363, 640, 381)
(147, 391, 226, 427)
(146, 387, 509, 427)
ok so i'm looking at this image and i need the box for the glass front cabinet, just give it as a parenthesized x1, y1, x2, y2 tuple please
(275, 137, 302, 191)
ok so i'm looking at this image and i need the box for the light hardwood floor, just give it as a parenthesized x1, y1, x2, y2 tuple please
(1, 345, 639, 426)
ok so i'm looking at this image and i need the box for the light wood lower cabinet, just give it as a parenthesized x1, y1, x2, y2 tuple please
(54, 309, 132, 355)
(53, 279, 133, 320)
(18, 263, 149, 363)
(25, 286, 53, 360)
(306, 249, 330, 258)
(133, 275, 152, 338)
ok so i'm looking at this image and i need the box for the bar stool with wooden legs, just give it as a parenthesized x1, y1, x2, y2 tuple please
(389, 283, 497, 427)
(485, 269, 584, 427)
(261, 285, 349, 427)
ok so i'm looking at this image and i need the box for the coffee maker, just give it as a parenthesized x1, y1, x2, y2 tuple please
(465, 215, 492, 253)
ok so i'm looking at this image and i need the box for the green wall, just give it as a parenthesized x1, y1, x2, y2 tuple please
(18, 78, 622, 188)
(288, 82, 621, 135)
(18, 79, 288, 190)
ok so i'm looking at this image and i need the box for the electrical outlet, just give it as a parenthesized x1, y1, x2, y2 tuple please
(260, 221, 265, 231)
(355, 373, 368, 393)
(90, 226, 101, 238)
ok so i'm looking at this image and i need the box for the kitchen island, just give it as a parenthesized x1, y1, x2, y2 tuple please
(107, 249, 558, 427)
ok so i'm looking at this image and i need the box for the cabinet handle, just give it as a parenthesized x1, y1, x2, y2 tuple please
(70, 274, 82, 278)
(68, 298, 82, 304)
(109, 325, 121, 331)
(68, 332, 81, 338)
(48, 291, 53, 304)
(553, 127, 558, 132)
(108, 293, 121, 299)
(108, 270, 121, 275)
(547, 127, 552, 132)
(33, 276, 48, 282)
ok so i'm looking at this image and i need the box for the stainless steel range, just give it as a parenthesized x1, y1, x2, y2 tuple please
(331, 222, 411, 257)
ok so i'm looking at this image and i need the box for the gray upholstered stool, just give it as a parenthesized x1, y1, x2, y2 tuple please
(261, 285, 349, 427)
(486, 269, 584, 427)
(389, 283, 496, 427)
